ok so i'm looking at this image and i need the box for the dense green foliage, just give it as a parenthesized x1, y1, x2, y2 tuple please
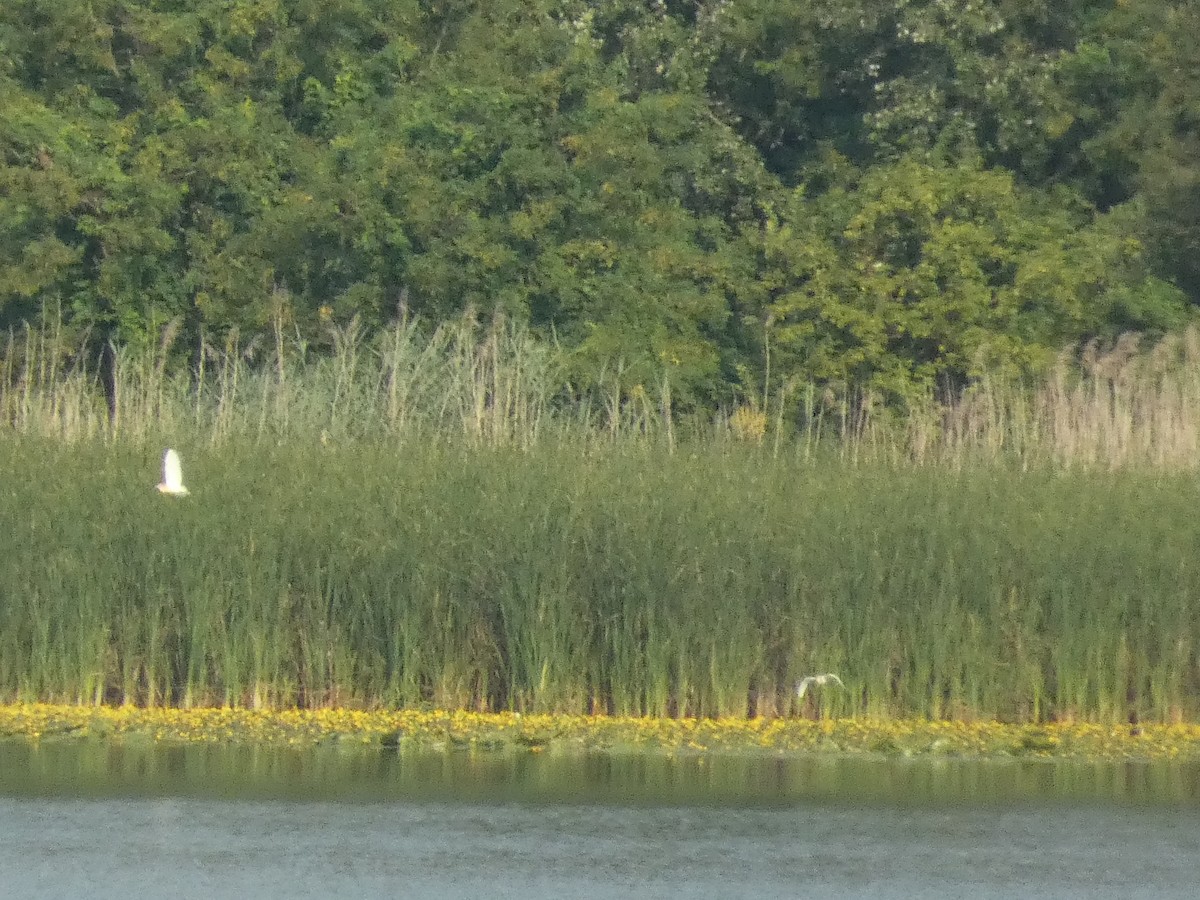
(2, 0, 1197, 404)
(3, 435, 1198, 723)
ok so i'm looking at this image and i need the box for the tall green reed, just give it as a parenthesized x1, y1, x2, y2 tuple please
(3, 435, 1197, 724)
(3, 308, 1200, 722)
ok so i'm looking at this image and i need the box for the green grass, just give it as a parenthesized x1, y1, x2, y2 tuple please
(2, 310, 1200, 723)
(1, 436, 1197, 723)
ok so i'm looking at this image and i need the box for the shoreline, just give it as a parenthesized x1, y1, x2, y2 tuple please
(3, 704, 1200, 761)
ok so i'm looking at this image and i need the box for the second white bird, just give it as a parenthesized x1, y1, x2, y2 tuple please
(796, 673, 844, 698)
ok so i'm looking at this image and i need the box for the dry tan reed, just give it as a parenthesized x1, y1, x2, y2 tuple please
(924, 327, 1200, 470)
(4, 306, 1200, 468)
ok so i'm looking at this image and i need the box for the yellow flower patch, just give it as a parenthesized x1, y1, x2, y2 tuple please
(2, 704, 1199, 761)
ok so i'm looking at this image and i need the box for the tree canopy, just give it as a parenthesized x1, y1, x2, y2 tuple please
(1, 0, 1195, 405)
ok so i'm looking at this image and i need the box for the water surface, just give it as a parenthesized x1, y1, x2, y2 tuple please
(2, 743, 1197, 898)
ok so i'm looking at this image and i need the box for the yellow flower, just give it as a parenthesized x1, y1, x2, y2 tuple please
(730, 404, 767, 444)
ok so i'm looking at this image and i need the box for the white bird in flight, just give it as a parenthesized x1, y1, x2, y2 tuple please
(157, 448, 190, 496)
(796, 673, 844, 699)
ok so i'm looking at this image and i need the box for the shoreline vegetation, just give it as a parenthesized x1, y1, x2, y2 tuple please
(4, 704, 1200, 762)
(10, 308, 1200, 470)
(3, 313, 1200, 728)
(6, 2, 1200, 762)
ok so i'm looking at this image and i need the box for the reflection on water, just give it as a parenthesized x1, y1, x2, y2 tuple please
(5, 741, 1200, 807)
(1, 742, 1198, 899)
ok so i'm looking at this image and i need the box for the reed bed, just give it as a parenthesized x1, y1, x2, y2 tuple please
(1, 435, 1198, 722)
(2, 312, 1200, 723)
(10, 307, 1200, 469)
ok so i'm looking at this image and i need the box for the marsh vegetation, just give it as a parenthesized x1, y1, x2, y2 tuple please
(3, 315, 1199, 724)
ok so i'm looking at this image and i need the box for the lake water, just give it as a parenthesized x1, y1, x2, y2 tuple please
(1, 742, 1198, 898)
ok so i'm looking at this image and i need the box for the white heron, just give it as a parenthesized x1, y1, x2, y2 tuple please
(796, 673, 844, 699)
(157, 448, 190, 496)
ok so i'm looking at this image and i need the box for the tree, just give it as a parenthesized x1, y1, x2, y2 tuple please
(753, 155, 1185, 395)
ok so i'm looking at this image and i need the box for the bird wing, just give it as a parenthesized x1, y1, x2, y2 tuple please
(797, 674, 843, 698)
(163, 449, 184, 490)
